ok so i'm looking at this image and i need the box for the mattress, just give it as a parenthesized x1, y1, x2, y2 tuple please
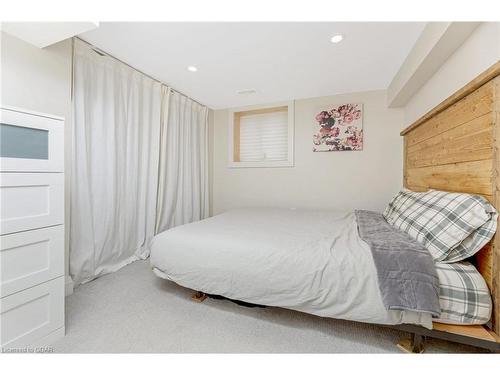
(150, 208, 432, 328)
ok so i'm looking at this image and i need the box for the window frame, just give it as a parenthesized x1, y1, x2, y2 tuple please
(227, 101, 294, 168)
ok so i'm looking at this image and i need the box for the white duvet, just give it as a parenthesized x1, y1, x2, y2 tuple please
(150, 208, 432, 328)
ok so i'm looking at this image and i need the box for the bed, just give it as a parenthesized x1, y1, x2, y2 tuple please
(151, 203, 493, 326)
(151, 61, 500, 351)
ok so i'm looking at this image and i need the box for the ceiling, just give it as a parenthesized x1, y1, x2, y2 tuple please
(80, 22, 426, 109)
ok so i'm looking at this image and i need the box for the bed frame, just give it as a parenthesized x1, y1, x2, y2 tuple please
(398, 61, 500, 352)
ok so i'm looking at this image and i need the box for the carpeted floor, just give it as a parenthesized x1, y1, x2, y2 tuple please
(52, 260, 486, 353)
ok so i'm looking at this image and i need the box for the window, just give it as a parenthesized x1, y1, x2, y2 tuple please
(228, 102, 294, 167)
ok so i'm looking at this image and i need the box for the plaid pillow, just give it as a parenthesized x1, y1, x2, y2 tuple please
(434, 262, 492, 325)
(383, 189, 497, 262)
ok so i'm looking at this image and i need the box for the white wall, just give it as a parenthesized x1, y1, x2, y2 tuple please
(403, 22, 500, 126)
(212, 90, 404, 214)
(1, 31, 73, 294)
(1, 32, 72, 116)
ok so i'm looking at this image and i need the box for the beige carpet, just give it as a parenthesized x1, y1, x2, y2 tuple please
(52, 260, 486, 353)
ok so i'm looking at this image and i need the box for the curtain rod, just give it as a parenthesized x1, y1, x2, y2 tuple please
(74, 37, 207, 108)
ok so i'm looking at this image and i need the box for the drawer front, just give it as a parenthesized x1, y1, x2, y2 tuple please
(0, 173, 64, 235)
(0, 107, 64, 173)
(1, 226, 64, 297)
(1, 276, 64, 348)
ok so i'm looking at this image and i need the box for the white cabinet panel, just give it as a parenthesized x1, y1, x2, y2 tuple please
(0, 173, 64, 235)
(0, 107, 64, 172)
(0, 276, 64, 348)
(1, 226, 64, 297)
(0, 106, 65, 349)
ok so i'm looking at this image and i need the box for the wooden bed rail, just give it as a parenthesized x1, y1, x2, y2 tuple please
(395, 323, 500, 352)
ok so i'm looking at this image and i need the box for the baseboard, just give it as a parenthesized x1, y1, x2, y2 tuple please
(65, 275, 73, 296)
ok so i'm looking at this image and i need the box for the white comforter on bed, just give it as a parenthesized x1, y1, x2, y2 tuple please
(150, 208, 432, 328)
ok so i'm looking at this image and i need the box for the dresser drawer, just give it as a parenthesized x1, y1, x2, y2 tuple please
(1, 226, 64, 297)
(1, 276, 64, 348)
(0, 107, 64, 173)
(0, 173, 64, 235)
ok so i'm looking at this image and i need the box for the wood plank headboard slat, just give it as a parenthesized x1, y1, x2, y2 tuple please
(401, 61, 500, 335)
(492, 66, 500, 336)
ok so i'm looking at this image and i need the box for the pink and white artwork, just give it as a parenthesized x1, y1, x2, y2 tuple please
(313, 103, 363, 151)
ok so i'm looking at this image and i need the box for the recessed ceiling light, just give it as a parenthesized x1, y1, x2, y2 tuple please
(187, 66, 198, 72)
(330, 34, 344, 43)
(237, 89, 257, 95)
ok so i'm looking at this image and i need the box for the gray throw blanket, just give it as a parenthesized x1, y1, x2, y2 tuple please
(355, 210, 441, 317)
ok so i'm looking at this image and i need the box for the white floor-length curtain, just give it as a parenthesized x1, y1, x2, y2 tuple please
(155, 87, 209, 233)
(70, 40, 162, 286)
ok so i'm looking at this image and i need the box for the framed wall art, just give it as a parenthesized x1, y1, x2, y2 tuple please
(313, 103, 363, 152)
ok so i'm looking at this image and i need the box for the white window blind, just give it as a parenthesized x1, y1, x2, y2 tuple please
(239, 110, 288, 162)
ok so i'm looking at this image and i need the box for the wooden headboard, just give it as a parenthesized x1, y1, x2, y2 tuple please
(401, 61, 500, 335)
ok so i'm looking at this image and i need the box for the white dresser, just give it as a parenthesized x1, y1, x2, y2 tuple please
(1, 106, 65, 349)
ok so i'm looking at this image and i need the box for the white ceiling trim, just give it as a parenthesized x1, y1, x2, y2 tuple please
(1, 22, 99, 48)
(387, 22, 480, 107)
